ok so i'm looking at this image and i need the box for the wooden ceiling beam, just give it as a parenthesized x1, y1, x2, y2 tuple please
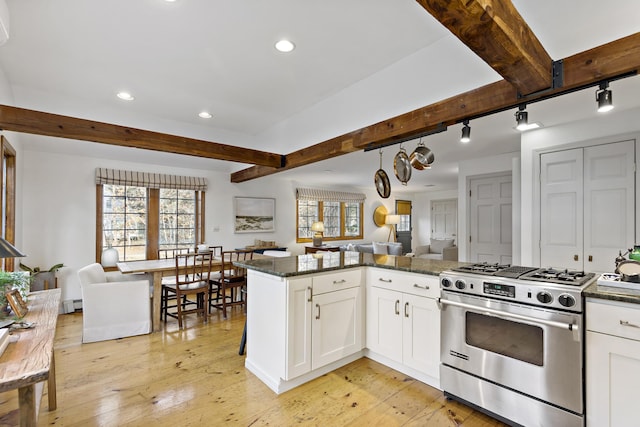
(415, 0, 553, 95)
(0, 105, 283, 168)
(231, 33, 640, 183)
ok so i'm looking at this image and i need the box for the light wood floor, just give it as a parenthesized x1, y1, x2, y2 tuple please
(0, 307, 507, 426)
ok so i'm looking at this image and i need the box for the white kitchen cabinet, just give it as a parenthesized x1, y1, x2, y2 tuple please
(247, 268, 364, 393)
(285, 277, 313, 379)
(586, 299, 640, 426)
(311, 286, 362, 369)
(366, 268, 440, 388)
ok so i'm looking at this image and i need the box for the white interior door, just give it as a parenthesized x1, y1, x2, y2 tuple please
(540, 140, 635, 272)
(469, 174, 512, 264)
(431, 199, 457, 241)
(540, 149, 583, 270)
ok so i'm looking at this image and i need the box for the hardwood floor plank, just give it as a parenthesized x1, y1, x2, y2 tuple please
(0, 308, 508, 426)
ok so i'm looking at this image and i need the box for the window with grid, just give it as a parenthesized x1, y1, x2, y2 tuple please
(96, 169, 206, 262)
(296, 188, 365, 243)
(159, 189, 196, 251)
(102, 185, 148, 261)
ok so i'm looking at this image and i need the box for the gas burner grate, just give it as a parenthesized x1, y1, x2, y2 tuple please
(492, 266, 539, 279)
(520, 268, 595, 286)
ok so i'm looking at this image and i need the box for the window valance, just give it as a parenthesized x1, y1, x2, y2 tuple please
(296, 187, 366, 203)
(95, 168, 208, 191)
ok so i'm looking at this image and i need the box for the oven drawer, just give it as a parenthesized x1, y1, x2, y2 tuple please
(367, 268, 439, 298)
(587, 299, 640, 341)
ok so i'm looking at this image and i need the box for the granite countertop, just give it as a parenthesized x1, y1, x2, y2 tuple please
(235, 251, 467, 278)
(584, 281, 640, 305)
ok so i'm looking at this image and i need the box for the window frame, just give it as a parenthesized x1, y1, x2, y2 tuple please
(0, 136, 16, 272)
(96, 185, 205, 263)
(296, 200, 363, 243)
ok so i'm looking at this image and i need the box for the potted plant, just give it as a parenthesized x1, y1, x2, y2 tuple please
(0, 271, 31, 318)
(19, 263, 64, 292)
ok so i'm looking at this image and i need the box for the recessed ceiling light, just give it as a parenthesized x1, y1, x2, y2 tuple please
(275, 39, 295, 53)
(116, 92, 134, 101)
(198, 111, 212, 119)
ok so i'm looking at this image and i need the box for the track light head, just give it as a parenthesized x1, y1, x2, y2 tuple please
(596, 82, 614, 113)
(460, 120, 471, 143)
(515, 106, 529, 131)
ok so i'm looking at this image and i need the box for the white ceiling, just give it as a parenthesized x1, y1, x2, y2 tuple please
(1, 0, 639, 193)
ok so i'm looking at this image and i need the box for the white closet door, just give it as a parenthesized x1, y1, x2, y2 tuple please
(584, 140, 635, 273)
(540, 149, 583, 270)
(431, 199, 457, 241)
(469, 174, 512, 264)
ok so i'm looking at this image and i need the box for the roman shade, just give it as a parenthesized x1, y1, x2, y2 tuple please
(95, 168, 208, 191)
(296, 188, 366, 203)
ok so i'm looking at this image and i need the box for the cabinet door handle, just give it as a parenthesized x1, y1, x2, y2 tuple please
(333, 279, 347, 284)
(307, 286, 312, 302)
(588, 255, 593, 262)
(413, 283, 430, 290)
(378, 278, 392, 283)
(574, 254, 579, 261)
(395, 300, 400, 315)
(316, 304, 320, 320)
(620, 320, 640, 329)
(404, 302, 409, 318)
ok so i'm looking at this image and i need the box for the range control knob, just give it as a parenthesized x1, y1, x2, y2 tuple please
(455, 279, 466, 290)
(441, 277, 452, 288)
(536, 291, 553, 304)
(558, 294, 576, 308)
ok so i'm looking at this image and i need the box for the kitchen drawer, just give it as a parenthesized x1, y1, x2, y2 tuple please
(587, 299, 640, 341)
(313, 268, 362, 295)
(368, 268, 439, 299)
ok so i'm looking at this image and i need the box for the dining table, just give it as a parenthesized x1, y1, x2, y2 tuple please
(117, 256, 224, 332)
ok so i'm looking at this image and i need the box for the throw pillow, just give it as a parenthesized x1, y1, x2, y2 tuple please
(387, 242, 403, 256)
(430, 238, 455, 254)
(373, 241, 389, 255)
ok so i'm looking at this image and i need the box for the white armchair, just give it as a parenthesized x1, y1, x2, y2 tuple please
(77, 263, 152, 343)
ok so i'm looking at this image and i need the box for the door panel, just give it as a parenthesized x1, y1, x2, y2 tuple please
(395, 200, 412, 254)
(540, 149, 583, 270)
(584, 141, 635, 272)
(431, 199, 457, 241)
(469, 174, 512, 263)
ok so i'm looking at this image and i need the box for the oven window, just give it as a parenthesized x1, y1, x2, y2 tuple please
(465, 312, 544, 366)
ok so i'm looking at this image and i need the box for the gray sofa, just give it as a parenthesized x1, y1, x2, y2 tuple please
(412, 238, 458, 261)
(340, 242, 404, 256)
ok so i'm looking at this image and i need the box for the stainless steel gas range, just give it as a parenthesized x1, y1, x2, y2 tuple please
(439, 263, 596, 427)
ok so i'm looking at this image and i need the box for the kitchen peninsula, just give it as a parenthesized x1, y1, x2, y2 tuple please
(235, 252, 464, 394)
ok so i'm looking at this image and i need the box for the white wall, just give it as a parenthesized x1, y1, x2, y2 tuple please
(20, 146, 399, 301)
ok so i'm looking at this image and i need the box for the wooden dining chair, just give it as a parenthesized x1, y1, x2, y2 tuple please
(210, 249, 253, 318)
(161, 252, 213, 329)
(158, 247, 194, 319)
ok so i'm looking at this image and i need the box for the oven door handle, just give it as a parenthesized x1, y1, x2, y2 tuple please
(438, 298, 580, 333)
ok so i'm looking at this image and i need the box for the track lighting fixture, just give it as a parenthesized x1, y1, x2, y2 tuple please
(460, 120, 471, 143)
(596, 82, 614, 113)
(515, 105, 528, 131)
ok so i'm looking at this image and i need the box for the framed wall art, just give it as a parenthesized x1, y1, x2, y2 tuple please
(6, 289, 28, 318)
(234, 197, 276, 233)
